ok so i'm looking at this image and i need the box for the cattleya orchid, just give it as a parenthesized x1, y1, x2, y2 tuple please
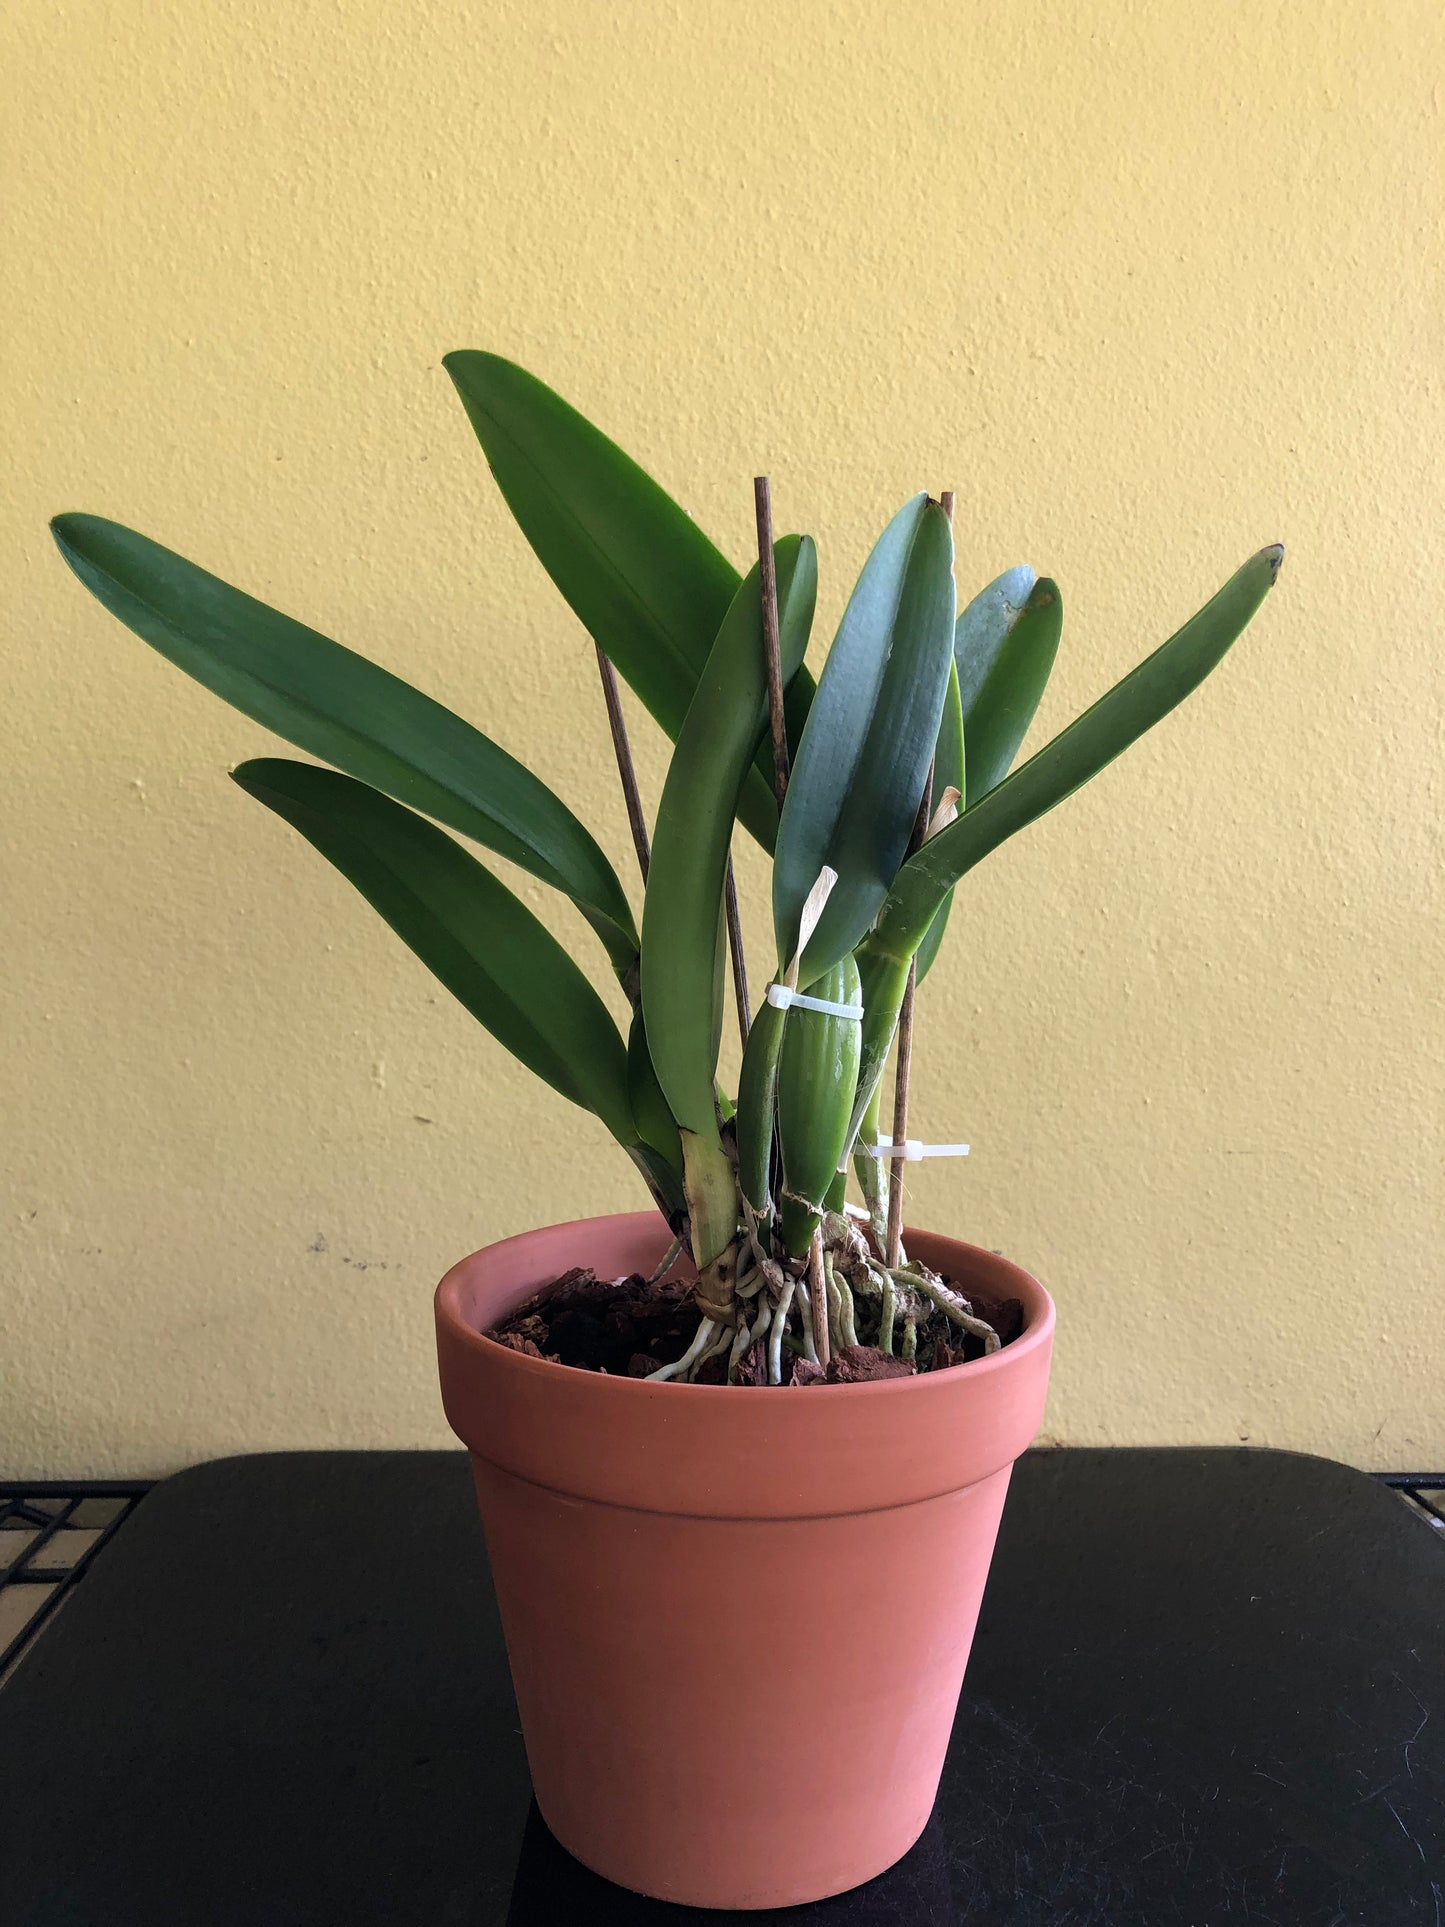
(52, 353, 1282, 1382)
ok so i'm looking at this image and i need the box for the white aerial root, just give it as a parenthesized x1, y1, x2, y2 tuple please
(791, 1270, 820, 1366)
(727, 1316, 754, 1379)
(694, 1320, 738, 1374)
(823, 1250, 857, 1349)
(726, 1292, 774, 1382)
(647, 1316, 719, 1383)
(877, 1262, 897, 1354)
(895, 1265, 1001, 1352)
(767, 1276, 796, 1384)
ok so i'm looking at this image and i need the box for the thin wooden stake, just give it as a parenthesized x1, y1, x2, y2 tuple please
(753, 477, 790, 813)
(883, 955, 919, 1271)
(715, 472, 791, 1054)
(724, 855, 750, 1049)
(808, 1227, 831, 1371)
(884, 490, 953, 1269)
(593, 641, 650, 883)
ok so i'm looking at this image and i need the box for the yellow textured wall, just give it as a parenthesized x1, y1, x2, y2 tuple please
(4, 2, 1441, 1476)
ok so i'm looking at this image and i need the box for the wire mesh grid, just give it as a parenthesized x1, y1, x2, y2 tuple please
(0, 1481, 151, 1681)
(1377, 1473, 1445, 1534)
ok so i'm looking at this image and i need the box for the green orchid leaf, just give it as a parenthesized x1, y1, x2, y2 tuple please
(774, 494, 955, 983)
(232, 759, 635, 1145)
(872, 545, 1285, 962)
(955, 566, 1063, 807)
(775, 954, 862, 1257)
(627, 1009, 686, 1192)
(50, 513, 640, 982)
(626, 1143, 688, 1224)
(443, 351, 814, 851)
(914, 569, 1060, 983)
(913, 658, 965, 984)
(734, 996, 787, 1216)
(641, 537, 816, 1139)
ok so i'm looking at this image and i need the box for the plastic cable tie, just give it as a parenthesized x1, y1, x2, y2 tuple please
(855, 1137, 970, 1162)
(766, 983, 863, 1020)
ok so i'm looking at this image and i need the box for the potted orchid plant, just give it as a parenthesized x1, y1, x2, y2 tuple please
(53, 352, 1281, 1907)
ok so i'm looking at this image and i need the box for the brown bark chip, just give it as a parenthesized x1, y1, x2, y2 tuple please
(829, 1344, 916, 1383)
(968, 1292, 1025, 1350)
(489, 1268, 697, 1375)
(735, 1340, 769, 1387)
(491, 1330, 544, 1359)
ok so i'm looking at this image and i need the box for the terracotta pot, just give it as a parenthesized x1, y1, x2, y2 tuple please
(435, 1210, 1054, 1910)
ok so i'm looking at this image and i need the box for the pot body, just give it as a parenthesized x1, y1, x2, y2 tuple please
(435, 1212, 1054, 1910)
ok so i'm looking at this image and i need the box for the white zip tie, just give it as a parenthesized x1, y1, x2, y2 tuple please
(766, 983, 863, 1020)
(854, 1137, 970, 1162)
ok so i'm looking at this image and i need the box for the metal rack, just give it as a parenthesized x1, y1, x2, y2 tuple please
(0, 1481, 152, 1679)
(1376, 1472, 1445, 1532)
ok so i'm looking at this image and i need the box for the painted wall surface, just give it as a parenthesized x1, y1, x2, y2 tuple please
(4, 2, 1441, 1476)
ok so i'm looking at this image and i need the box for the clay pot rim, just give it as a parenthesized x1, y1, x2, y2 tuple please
(435, 1209, 1055, 1403)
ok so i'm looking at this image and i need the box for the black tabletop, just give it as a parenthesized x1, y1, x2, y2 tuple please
(0, 1447, 1440, 1924)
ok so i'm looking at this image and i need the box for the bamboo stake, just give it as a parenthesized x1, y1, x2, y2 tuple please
(754, 475, 795, 1296)
(883, 953, 920, 1270)
(706, 475, 794, 1053)
(753, 477, 790, 814)
(724, 855, 750, 1049)
(593, 642, 651, 883)
(884, 490, 953, 1269)
(808, 1227, 831, 1372)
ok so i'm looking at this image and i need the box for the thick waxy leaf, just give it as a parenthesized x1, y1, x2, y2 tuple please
(50, 514, 639, 981)
(232, 759, 635, 1145)
(913, 570, 1060, 983)
(776, 955, 863, 1257)
(443, 351, 814, 851)
(848, 944, 913, 1147)
(851, 1077, 891, 1250)
(870, 545, 1285, 964)
(626, 1011, 686, 1212)
(912, 658, 965, 983)
(641, 538, 816, 1138)
(735, 997, 787, 1216)
(955, 567, 1063, 806)
(774, 494, 956, 983)
(735, 859, 841, 1215)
